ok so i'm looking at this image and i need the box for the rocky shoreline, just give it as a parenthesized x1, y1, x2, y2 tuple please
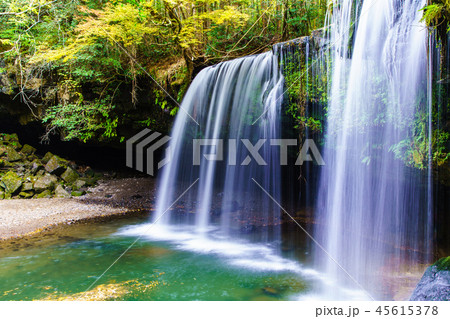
(0, 133, 104, 199)
(0, 177, 156, 240)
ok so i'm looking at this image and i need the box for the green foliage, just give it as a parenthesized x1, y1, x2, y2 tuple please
(42, 97, 119, 142)
(390, 111, 450, 170)
(420, 1, 450, 31)
(280, 47, 326, 135)
(0, 0, 328, 143)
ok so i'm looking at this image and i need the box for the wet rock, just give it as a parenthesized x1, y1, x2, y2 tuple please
(55, 184, 70, 198)
(21, 144, 36, 155)
(0, 171, 23, 194)
(410, 257, 450, 301)
(34, 174, 57, 192)
(61, 167, 79, 184)
(45, 155, 67, 175)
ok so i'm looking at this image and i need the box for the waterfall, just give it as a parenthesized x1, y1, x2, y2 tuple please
(315, 0, 432, 298)
(152, 51, 284, 244)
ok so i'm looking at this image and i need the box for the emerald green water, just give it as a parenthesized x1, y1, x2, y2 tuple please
(0, 215, 313, 301)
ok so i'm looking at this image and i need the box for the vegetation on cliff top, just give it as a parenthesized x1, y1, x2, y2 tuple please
(0, 0, 326, 142)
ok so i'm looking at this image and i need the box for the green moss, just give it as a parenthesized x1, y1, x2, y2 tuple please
(0, 171, 23, 194)
(435, 257, 450, 271)
(36, 190, 52, 198)
(21, 144, 36, 155)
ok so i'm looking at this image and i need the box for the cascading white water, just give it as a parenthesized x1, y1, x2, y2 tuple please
(153, 51, 284, 243)
(315, 0, 432, 298)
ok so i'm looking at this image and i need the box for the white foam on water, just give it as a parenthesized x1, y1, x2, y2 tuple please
(118, 223, 318, 276)
(118, 223, 373, 300)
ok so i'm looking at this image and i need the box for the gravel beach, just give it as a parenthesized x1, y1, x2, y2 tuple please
(0, 177, 156, 240)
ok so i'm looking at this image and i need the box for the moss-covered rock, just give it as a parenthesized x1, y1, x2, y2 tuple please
(45, 155, 67, 175)
(55, 184, 70, 198)
(0, 171, 23, 194)
(34, 174, 58, 193)
(30, 159, 44, 174)
(21, 144, 36, 155)
(41, 152, 54, 164)
(3, 133, 19, 142)
(83, 177, 99, 187)
(21, 182, 34, 192)
(410, 257, 450, 301)
(61, 167, 79, 184)
(73, 179, 86, 190)
(36, 189, 52, 198)
(2, 146, 23, 162)
(19, 191, 34, 198)
(71, 190, 86, 197)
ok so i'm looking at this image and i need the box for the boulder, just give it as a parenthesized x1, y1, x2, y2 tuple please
(3, 146, 22, 162)
(19, 191, 33, 198)
(55, 184, 70, 198)
(21, 144, 36, 155)
(61, 167, 79, 184)
(36, 189, 52, 198)
(84, 167, 95, 177)
(41, 152, 54, 164)
(83, 177, 98, 187)
(73, 179, 86, 190)
(34, 174, 58, 193)
(3, 133, 19, 142)
(410, 257, 450, 301)
(0, 171, 23, 194)
(10, 141, 22, 150)
(21, 182, 34, 192)
(30, 160, 44, 174)
(45, 155, 67, 175)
